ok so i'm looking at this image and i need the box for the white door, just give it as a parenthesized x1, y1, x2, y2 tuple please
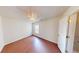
(67, 13, 77, 53)
(58, 16, 68, 53)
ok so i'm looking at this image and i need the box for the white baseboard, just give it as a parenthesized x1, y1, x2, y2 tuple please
(33, 34, 57, 44)
(4, 35, 32, 46)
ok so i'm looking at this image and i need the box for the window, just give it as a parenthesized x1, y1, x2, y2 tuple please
(34, 24, 39, 34)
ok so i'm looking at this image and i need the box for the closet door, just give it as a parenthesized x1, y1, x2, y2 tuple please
(67, 13, 77, 53)
(58, 16, 68, 53)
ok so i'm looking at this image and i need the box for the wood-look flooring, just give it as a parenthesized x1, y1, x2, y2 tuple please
(1, 36, 61, 53)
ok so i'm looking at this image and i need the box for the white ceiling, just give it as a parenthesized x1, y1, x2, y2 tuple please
(0, 7, 27, 20)
(0, 6, 69, 22)
(17, 6, 69, 20)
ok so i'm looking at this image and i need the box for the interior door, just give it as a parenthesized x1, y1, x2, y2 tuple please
(58, 16, 68, 53)
(74, 13, 79, 52)
(67, 13, 77, 53)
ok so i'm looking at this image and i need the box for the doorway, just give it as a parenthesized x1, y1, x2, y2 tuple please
(73, 12, 79, 52)
(58, 12, 77, 53)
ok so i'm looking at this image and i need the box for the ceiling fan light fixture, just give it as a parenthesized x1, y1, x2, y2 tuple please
(28, 13, 37, 20)
(26, 7, 37, 21)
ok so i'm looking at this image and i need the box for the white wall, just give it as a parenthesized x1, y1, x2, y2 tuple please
(0, 16, 4, 52)
(2, 17, 32, 45)
(0, 7, 32, 45)
(32, 18, 59, 43)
